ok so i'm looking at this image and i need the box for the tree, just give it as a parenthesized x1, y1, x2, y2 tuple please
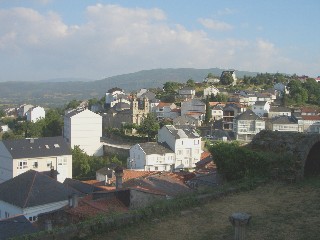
(65, 99, 81, 110)
(186, 78, 195, 87)
(0, 109, 5, 118)
(72, 146, 91, 179)
(43, 109, 63, 137)
(205, 97, 212, 124)
(163, 81, 180, 93)
(220, 72, 234, 85)
(137, 113, 160, 140)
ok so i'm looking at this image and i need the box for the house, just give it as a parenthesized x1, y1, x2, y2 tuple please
(0, 136, 72, 183)
(0, 170, 75, 222)
(158, 125, 201, 170)
(128, 142, 175, 171)
(178, 87, 195, 100)
(181, 99, 206, 117)
(95, 167, 115, 184)
(17, 104, 34, 118)
(239, 91, 257, 106)
(222, 104, 239, 130)
(274, 83, 289, 95)
(152, 102, 178, 120)
(267, 116, 300, 132)
(256, 93, 273, 103)
(0, 215, 38, 240)
(252, 101, 270, 117)
(103, 98, 150, 129)
(105, 87, 130, 108)
(233, 109, 265, 141)
(173, 115, 201, 127)
(211, 104, 224, 121)
(26, 106, 45, 122)
(268, 106, 291, 119)
(203, 86, 220, 97)
(0, 123, 9, 133)
(63, 108, 103, 156)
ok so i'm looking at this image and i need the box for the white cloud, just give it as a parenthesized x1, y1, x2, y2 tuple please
(217, 8, 235, 16)
(0, 4, 317, 81)
(198, 18, 233, 31)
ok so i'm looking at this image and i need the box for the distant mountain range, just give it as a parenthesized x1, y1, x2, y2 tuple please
(0, 68, 258, 107)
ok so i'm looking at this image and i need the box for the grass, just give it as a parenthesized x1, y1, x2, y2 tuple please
(91, 176, 320, 240)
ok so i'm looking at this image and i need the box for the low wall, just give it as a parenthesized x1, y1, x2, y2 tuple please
(103, 145, 130, 159)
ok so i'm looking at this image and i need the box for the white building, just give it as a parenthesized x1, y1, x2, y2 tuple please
(0, 170, 74, 221)
(178, 87, 195, 100)
(252, 101, 270, 117)
(268, 116, 300, 132)
(17, 104, 34, 118)
(268, 106, 291, 119)
(63, 108, 103, 156)
(153, 102, 179, 120)
(26, 106, 45, 122)
(158, 125, 201, 170)
(0, 136, 72, 183)
(128, 142, 175, 171)
(203, 86, 220, 97)
(233, 110, 265, 141)
(105, 87, 129, 108)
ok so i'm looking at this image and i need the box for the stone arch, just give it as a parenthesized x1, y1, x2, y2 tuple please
(249, 130, 320, 179)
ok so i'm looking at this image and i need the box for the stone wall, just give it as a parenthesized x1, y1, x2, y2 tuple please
(103, 145, 130, 159)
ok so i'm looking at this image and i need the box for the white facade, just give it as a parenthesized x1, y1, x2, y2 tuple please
(26, 106, 45, 122)
(105, 89, 129, 107)
(233, 111, 265, 141)
(129, 143, 175, 171)
(203, 86, 220, 97)
(0, 139, 72, 183)
(252, 101, 270, 117)
(158, 125, 201, 169)
(64, 109, 103, 156)
(18, 104, 34, 117)
(0, 200, 69, 221)
(153, 102, 178, 120)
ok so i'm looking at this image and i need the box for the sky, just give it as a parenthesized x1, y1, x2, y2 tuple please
(0, 0, 319, 82)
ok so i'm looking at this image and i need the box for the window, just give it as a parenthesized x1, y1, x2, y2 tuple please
(63, 157, 68, 165)
(17, 160, 27, 169)
(155, 167, 158, 170)
(47, 160, 52, 168)
(178, 150, 182, 155)
(5, 212, 9, 218)
(33, 161, 38, 169)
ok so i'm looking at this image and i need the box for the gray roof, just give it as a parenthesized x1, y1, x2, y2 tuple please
(271, 116, 297, 124)
(235, 110, 261, 121)
(63, 178, 101, 195)
(138, 142, 174, 155)
(165, 125, 200, 139)
(96, 167, 114, 178)
(269, 106, 291, 112)
(1, 136, 71, 159)
(0, 215, 38, 240)
(253, 101, 267, 106)
(0, 170, 76, 208)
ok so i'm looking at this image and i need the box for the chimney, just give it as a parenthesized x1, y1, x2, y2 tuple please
(44, 219, 52, 231)
(71, 193, 78, 208)
(50, 167, 57, 181)
(114, 166, 124, 189)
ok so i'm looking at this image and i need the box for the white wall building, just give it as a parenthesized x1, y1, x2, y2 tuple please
(153, 102, 178, 120)
(158, 125, 201, 170)
(105, 87, 129, 108)
(252, 101, 270, 117)
(26, 106, 45, 122)
(128, 142, 175, 171)
(17, 104, 34, 118)
(63, 108, 103, 156)
(0, 136, 72, 183)
(0, 170, 74, 221)
(203, 86, 220, 97)
(233, 110, 265, 141)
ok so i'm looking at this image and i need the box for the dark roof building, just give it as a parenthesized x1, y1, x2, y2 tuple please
(1, 136, 71, 159)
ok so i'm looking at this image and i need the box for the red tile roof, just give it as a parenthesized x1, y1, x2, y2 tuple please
(301, 115, 320, 121)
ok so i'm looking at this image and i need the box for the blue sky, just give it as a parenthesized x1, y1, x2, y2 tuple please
(0, 0, 319, 81)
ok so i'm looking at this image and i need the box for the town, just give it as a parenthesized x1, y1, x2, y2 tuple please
(1, 70, 320, 239)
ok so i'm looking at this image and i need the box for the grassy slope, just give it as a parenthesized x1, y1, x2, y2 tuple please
(92, 177, 320, 240)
